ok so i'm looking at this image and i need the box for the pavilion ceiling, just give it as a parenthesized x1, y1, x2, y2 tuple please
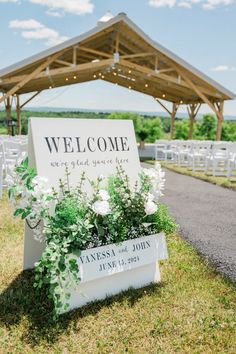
(0, 13, 234, 105)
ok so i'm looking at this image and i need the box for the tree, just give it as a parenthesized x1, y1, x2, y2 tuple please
(173, 120, 189, 140)
(196, 114, 217, 140)
(108, 112, 142, 136)
(142, 118, 163, 142)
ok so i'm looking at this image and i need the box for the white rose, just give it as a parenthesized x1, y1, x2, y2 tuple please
(98, 189, 110, 201)
(147, 193, 155, 202)
(144, 201, 158, 215)
(92, 200, 111, 216)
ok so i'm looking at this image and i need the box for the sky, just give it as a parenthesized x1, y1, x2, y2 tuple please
(0, 0, 236, 116)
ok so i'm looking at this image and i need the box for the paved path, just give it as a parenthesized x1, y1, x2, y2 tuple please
(143, 164, 236, 283)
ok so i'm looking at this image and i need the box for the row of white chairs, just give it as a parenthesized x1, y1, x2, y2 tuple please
(0, 136, 28, 198)
(155, 140, 236, 178)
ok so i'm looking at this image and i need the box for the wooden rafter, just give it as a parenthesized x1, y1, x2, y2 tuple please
(120, 52, 155, 59)
(20, 91, 41, 109)
(79, 46, 112, 58)
(0, 58, 114, 86)
(154, 98, 172, 116)
(187, 103, 201, 139)
(0, 51, 65, 104)
(55, 59, 73, 67)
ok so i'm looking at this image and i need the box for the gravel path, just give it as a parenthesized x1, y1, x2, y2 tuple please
(143, 163, 236, 283)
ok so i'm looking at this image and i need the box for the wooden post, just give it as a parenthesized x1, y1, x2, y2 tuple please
(187, 103, 201, 139)
(170, 103, 178, 140)
(5, 97, 11, 135)
(216, 101, 224, 141)
(16, 95, 21, 135)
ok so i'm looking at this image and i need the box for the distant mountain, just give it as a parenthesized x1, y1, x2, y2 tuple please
(1, 106, 236, 120)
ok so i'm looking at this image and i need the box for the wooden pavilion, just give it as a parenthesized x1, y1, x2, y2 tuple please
(0, 12, 234, 139)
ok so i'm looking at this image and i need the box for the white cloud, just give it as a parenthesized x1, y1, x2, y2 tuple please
(203, 0, 233, 8)
(149, 0, 176, 7)
(46, 9, 63, 17)
(211, 65, 235, 71)
(0, 0, 19, 3)
(9, 19, 68, 46)
(9, 19, 43, 29)
(148, 0, 235, 8)
(178, 1, 192, 7)
(29, 0, 94, 16)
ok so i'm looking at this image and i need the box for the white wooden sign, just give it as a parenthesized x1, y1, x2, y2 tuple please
(66, 233, 168, 312)
(78, 233, 168, 283)
(24, 117, 141, 269)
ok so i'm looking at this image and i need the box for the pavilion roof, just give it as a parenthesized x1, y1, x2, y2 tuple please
(0, 12, 234, 105)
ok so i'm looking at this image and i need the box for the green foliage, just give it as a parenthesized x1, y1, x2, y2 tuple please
(196, 114, 217, 140)
(1, 109, 236, 141)
(108, 112, 142, 136)
(142, 118, 163, 142)
(174, 120, 189, 140)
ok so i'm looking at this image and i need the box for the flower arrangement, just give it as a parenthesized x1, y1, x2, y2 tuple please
(8, 158, 176, 316)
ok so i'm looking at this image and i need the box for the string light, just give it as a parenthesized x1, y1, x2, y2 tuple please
(162, 94, 166, 98)
(128, 86, 132, 90)
(98, 73, 102, 76)
(101, 75, 105, 79)
(65, 77, 69, 81)
(113, 72, 117, 76)
(180, 100, 183, 104)
(145, 83, 148, 88)
(93, 74, 97, 78)
(49, 86, 52, 89)
(128, 70, 132, 74)
(73, 75, 77, 79)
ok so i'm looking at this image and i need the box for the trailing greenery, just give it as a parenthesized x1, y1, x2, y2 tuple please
(8, 158, 175, 317)
(1, 110, 235, 141)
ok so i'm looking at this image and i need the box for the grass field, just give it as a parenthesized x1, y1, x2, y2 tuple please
(0, 192, 235, 353)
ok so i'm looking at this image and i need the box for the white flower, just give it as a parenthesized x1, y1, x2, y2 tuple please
(142, 164, 165, 200)
(92, 200, 111, 216)
(144, 201, 158, 215)
(147, 193, 155, 202)
(32, 176, 49, 187)
(98, 189, 110, 201)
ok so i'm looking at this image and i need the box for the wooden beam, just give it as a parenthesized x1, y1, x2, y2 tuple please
(115, 31, 120, 53)
(16, 95, 21, 135)
(0, 51, 64, 104)
(120, 52, 155, 59)
(170, 65, 220, 115)
(154, 97, 171, 116)
(79, 46, 112, 58)
(170, 103, 179, 140)
(55, 59, 73, 67)
(1, 58, 114, 87)
(5, 96, 11, 134)
(20, 91, 41, 109)
(187, 103, 201, 139)
(156, 68, 175, 74)
(73, 46, 77, 66)
(215, 101, 224, 141)
(119, 59, 217, 98)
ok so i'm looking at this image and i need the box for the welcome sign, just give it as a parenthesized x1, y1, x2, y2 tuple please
(28, 118, 141, 188)
(24, 117, 141, 269)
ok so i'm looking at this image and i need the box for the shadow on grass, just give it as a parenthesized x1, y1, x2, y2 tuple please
(0, 270, 164, 346)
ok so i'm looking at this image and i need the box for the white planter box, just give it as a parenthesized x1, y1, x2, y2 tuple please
(65, 233, 168, 313)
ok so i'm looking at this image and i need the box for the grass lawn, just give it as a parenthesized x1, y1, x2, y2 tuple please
(0, 192, 235, 353)
(146, 160, 236, 191)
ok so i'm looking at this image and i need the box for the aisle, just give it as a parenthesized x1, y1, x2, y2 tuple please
(143, 163, 236, 283)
